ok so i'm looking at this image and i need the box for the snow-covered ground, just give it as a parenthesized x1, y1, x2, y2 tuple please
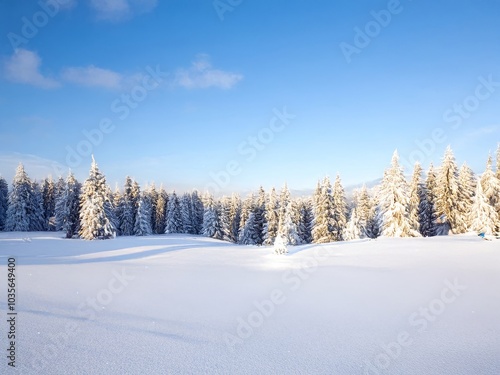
(0, 232, 499, 374)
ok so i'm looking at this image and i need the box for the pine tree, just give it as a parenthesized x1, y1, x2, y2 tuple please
(192, 191, 205, 235)
(134, 192, 153, 236)
(238, 194, 255, 243)
(180, 193, 194, 234)
(42, 177, 56, 230)
(227, 193, 241, 242)
(29, 181, 46, 231)
(201, 193, 224, 240)
(79, 157, 116, 240)
(5, 164, 32, 231)
(104, 186, 118, 234)
(297, 198, 313, 244)
(379, 151, 418, 237)
(0, 176, 9, 231)
(344, 207, 361, 241)
(312, 177, 336, 243)
(278, 184, 300, 245)
(154, 187, 167, 235)
(408, 163, 423, 234)
(55, 172, 81, 238)
(332, 175, 347, 241)
(119, 196, 135, 236)
(469, 181, 498, 235)
(113, 185, 123, 236)
(164, 191, 183, 234)
(355, 186, 371, 238)
(497, 144, 500, 181)
(419, 163, 438, 237)
(263, 188, 279, 245)
(219, 196, 234, 242)
(435, 146, 460, 234)
(457, 163, 476, 233)
(253, 187, 267, 245)
(480, 155, 500, 229)
(239, 211, 260, 245)
(147, 184, 158, 232)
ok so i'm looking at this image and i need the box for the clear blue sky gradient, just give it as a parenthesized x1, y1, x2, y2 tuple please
(1, 0, 499, 193)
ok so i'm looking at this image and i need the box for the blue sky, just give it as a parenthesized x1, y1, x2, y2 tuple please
(1, 0, 499, 194)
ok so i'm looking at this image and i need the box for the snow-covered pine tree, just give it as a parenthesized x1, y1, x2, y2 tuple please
(332, 175, 347, 241)
(239, 211, 260, 245)
(5, 164, 32, 231)
(480, 155, 500, 230)
(420, 163, 438, 237)
(456, 163, 476, 233)
(469, 180, 498, 235)
(219, 196, 233, 241)
(119, 196, 135, 236)
(202, 193, 218, 238)
(497, 143, 500, 181)
(147, 183, 158, 233)
(297, 198, 313, 244)
(104, 185, 119, 234)
(79, 157, 116, 240)
(355, 186, 371, 238)
(263, 187, 279, 245)
(164, 191, 183, 234)
(154, 187, 167, 235)
(408, 163, 423, 234)
(55, 172, 81, 238)
(134, 192, 153, 236)
(238, 194, 255, 243)
(29, 181, 46, 231)
(113, 185, 123, 236)
(191, 190, 204, 235)
(343, 207, 361, 241)
(312, 177, 336, 243)
(226, 193, 241, 243)
(278, 184, 300, 245)
(0, 176, 9, 231)
(254, 187, 267, 245)
(42, 177, 56, 231)
(378, 151, 419, 237)
(435, 146, 460, 234)
(180, 193, 194, 234)
(131, 180, 141, 225)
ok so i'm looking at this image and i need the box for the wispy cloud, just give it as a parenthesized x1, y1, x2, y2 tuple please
(61, 65, 124, 89)
(173, 54, 243, 90)
(3, 49, 60, 89)
(89, 0, 158, 21)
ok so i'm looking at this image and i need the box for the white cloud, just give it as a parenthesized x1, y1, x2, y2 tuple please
(3, 49, 60, 89)
(61, 65, 123, 90)
(89, 0, 158, 21)
(173, 54, 243, 90)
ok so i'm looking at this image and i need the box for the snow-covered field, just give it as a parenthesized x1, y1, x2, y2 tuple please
(0, 232, 499, 375)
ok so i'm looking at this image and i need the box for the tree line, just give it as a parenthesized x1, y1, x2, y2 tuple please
(0, 146, 499, 245)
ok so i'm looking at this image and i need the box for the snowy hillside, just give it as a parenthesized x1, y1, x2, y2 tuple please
(1, 232, 499, 375)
